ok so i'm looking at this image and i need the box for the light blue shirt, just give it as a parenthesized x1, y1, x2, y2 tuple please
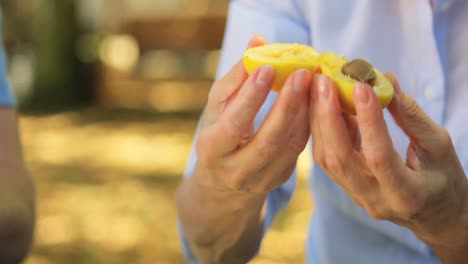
(0, 9, 15, 106)
(180, 0, 468, 263)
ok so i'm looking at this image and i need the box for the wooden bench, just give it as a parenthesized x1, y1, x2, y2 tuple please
(97, 15, 227, 112)
(121, 16, 226, 50)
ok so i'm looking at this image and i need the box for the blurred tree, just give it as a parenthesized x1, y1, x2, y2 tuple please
(24, 0, 92, 111)
(2, 1, 33, 53)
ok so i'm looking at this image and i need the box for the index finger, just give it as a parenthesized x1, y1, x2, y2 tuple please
(354, 83, 407, 188)
(210, 65, 275, 155)
(315, 75, 355, 159)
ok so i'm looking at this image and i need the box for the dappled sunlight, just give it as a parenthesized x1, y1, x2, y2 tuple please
(100, 35, 140, 73)
(21, 109, 313, 263)
(26, 256, 52, 264)
(21, 112, 194, 176)
(37, 214, 78, 246)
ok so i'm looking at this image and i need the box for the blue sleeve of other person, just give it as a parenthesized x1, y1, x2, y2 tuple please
(0, 8, 15, 106)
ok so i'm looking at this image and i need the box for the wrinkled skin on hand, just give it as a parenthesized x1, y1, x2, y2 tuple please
(192, 36, 313, 201)
(309, 72, 468, 263)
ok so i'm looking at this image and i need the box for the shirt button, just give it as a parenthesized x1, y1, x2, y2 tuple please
(424, 86, 439, 101)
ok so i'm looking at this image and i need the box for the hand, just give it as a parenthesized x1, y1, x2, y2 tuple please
(309, 73, 468, 261)
(193, 36, 312, 197)
(176, 36, 314, 263)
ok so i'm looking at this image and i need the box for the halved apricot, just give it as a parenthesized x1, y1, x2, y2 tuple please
(243, 44, 394, 114)
(243, 43, 320, 91)
(318, 52, 394, 114)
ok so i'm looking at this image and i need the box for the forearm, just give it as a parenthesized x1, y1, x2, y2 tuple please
(176, 175, 267, 264)
(420, 180, 468, 264)
(0, 109, 36, 263)
(433, 189, 468, 264)
(0, 167, 35, 263)
(427, 221, 468, 264)
(430, 244, 468, 264)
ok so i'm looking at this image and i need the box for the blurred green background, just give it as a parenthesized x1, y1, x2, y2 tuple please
(3, 0, 313, 263)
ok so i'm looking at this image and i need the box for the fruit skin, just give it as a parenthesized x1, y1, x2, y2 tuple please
(243, 44, 320, 91)
(242, 44, 394, 114)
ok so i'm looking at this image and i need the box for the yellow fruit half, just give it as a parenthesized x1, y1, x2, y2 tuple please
(318, 52, 394, 114)
(242, 44, 394, 114)
(243, 43, 320, 91)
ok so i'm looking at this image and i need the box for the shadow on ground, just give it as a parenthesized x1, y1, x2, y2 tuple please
(20, 108, 313, 264)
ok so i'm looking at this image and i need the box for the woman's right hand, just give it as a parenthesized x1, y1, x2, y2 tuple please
(192, 37, 312, 198)
(176, 37, 314, 263)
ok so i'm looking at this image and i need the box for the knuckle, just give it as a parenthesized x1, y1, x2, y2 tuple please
(207, 84, 218, 102)
(404, 97, 423, 119)
(312, 143, 325, 165)
(396, 194, 427, 221)
(350, 196, 364, 208)
(261, 163, 295, 192)
(437, 127, 452, 148)
(208, 81, 224, 104)
(288, 137, 308, 155)
(367, 204, 391, 220)
(366, 150, 391, 172)
(323, 154, 345, 174)
(424, 126, 454, 160)
(315, 156, 327, 171)
(217, 119, 243, 143)
(218, 72, 235, 89)
(398, 208, 419, 222)
(313, 149, 325, 167)
(228, 171, 249, 192)
(216, 162, 253, 192)
(221, 62, 244, 83)
(256, 140, 281, 161)
(367, 208, 382, 220)
(196, 133, 216, 166)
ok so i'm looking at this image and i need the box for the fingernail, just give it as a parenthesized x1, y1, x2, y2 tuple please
(248, 35, 266, 47)
(354, 83, 370, 105)
(318, 75, 330, 101)
(256, 65, 275, 88)
(292, 69, 311, 92)
(253, 35, 266, 44)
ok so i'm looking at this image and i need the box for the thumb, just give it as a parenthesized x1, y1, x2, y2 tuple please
(210, 35, 267, 103)
(204, 35, 268, 124)
(248, 35, 267, 49)
(386, 72, 448, 155)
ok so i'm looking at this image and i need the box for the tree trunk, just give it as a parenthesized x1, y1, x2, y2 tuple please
(25, 0, 89, 110)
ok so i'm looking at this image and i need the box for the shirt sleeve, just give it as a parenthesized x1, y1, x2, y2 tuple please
(178, 0, 311, 262)
(0, 9, 15, 107)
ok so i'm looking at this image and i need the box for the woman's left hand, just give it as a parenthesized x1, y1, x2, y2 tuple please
(309, 72, 468, 263)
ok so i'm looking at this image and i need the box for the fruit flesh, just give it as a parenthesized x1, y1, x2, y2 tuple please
(243, 44, 394, 114)
(243, 44, 320, 91)
(318, 53, 394, 114)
